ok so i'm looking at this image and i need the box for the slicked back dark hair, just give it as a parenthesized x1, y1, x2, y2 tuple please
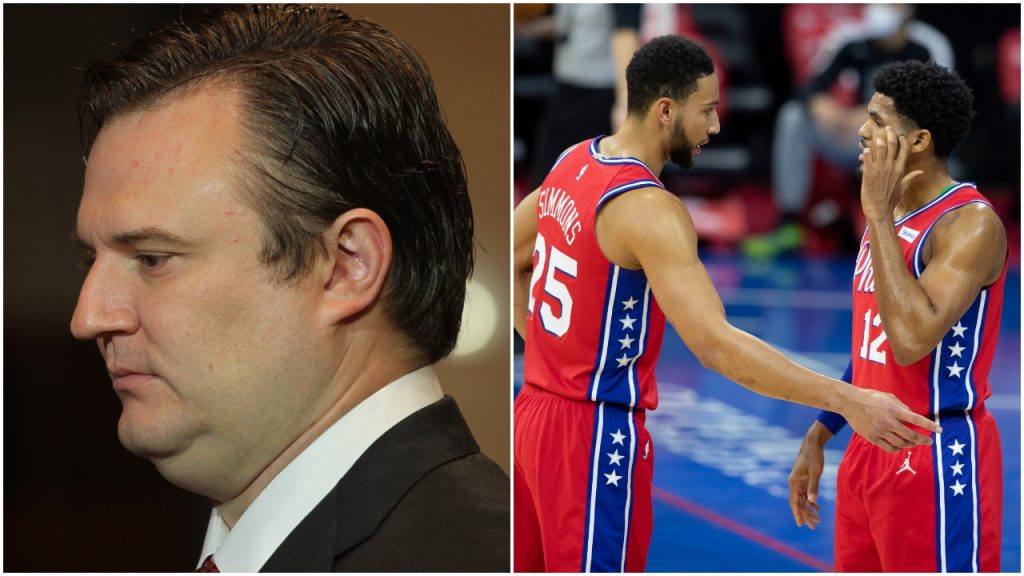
(873, 60, 976, 159)
(625, 35, 715, 118)
(79, 4, 474, 364)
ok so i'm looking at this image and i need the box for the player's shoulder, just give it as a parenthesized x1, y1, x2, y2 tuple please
(598, 185, 688, 239)
(932, 198, 1004, 239)
(927, 199, 1006, 274)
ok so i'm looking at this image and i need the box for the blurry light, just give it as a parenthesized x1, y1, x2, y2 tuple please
(452, 279, 498, 358)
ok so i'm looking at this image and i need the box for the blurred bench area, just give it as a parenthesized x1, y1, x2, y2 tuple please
(514, 4, 1020, 263)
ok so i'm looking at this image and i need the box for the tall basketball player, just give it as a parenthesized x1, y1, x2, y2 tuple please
(513, 36, 942, 572)
(788, 61, 1006, 572)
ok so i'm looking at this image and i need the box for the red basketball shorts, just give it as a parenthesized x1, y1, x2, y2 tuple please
(835, 408, 1002, 571)
(514, 384, 653, 572)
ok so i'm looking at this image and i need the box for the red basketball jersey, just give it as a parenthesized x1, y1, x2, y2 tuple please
(523, 136, 667, 410)
(850, 182, 1006, 416)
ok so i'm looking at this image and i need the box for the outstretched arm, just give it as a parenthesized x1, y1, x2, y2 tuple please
(596, 187, 940, 451)
(861, 128, 1007, 365)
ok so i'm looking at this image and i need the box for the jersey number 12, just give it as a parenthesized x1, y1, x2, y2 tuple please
(859, 308, 888, 365)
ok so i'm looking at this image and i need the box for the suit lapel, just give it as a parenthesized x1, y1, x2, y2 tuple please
(260, 396, 479, 572)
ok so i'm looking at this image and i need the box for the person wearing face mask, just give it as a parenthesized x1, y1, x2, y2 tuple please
(744, 4, 953, 259)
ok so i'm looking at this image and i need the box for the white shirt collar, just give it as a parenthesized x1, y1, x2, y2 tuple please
(197, 366, 443, 572)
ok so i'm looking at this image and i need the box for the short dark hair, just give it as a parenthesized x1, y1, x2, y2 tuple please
(873, 60, 975, 159)
(625, 35, 715, 118)
(79, 5, 474, 364)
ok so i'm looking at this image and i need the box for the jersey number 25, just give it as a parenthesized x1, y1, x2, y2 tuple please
(528, 233, 577, 338)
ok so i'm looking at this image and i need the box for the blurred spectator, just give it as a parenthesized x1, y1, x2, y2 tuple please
(744, 4, 953, 258)
(519, 4, 639, 188)
(611, 5, 773, 185)
(610, 4, 642, 131)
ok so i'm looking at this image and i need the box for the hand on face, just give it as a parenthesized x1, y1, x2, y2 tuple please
(860, 126, 924, 221)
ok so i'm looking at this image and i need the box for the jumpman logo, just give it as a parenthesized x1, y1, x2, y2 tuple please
(896, 451, 917, 475)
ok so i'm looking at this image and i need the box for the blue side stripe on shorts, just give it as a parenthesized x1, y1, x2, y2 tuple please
(582, 403, 635, 572)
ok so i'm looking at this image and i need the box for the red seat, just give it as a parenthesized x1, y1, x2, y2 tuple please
(782, 4, 865, 87)
(997, 27, 1020, 105)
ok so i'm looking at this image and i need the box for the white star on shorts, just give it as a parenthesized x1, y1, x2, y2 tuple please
(950, 480, 966, 496)
(610, 429, 626, 445)
(948, 439, 966, 456)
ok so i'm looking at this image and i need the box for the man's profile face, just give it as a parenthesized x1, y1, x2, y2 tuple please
(669, 73, 720, 169)
(71, 86, 337, 500)
(857, 92, 908, 159)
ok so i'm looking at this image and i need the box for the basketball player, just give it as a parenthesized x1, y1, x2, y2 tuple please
(513, 36, 941, 572)
(788, 60, 1006, 571)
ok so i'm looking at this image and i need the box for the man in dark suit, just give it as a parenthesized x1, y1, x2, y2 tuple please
(70, 5, 508, 571)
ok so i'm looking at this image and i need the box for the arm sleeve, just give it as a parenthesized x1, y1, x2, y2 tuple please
(814, 360, 851, 434)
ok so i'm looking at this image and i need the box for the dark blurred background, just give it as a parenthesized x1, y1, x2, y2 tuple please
(514, 3, 1020, 259)
(4, 4, 509, 571)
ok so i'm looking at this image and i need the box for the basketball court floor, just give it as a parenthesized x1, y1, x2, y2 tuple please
(514, 251, 1020, 572)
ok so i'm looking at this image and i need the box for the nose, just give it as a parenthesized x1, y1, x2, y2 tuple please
(709, 110, 721, 136)
(857, 119, 871, 141)
(70, 260, 139, 341)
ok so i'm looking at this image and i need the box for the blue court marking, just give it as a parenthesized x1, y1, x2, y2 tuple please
(514, 251, 1020, 572)
(648, 253, 1020, 572)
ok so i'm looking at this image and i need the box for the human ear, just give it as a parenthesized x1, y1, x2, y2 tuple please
(908, 129, 931, 154)
(655, 97, 675, 127)
(319, 208, 392, 324)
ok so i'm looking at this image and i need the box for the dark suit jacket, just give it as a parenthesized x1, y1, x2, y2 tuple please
(260, 395, 509, 572)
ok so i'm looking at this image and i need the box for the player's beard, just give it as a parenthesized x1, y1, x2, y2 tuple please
(668, 117, 694, 169)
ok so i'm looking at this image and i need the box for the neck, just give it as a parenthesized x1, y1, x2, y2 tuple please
(600, 116, 669, 175)
(215, 328, 422, 527)
(894, 158, 955, 220)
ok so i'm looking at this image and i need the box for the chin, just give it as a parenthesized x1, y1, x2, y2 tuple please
(118, 414, 224, 498)
(116, 403, 196, 460)
(670, 152, 694, 170)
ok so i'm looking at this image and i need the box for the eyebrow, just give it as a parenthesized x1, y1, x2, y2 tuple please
(71, 226, 195, 249)
(869, 110, 883, 122)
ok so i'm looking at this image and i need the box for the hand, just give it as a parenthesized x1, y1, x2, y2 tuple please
(789, 423, 830, 529)
(839, 386, 941, 452)
(860, 126, 924, 221)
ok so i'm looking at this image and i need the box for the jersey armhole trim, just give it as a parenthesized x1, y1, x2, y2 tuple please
(596, 180, 664, 211)
(912, 199, 992, 278)
(895, 182, 975, 226)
